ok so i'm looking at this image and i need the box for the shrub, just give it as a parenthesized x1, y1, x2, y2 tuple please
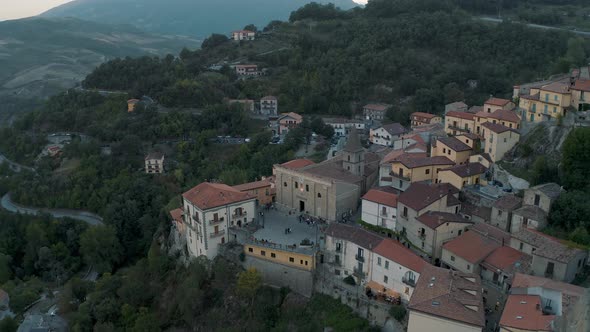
(389, 304, 407, 322)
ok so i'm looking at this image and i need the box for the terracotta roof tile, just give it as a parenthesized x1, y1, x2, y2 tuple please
(443, 231, 500, 264)
(512, 228, 586, 263)
(233, 178, 273, 192)
(485, 97, 512, 107)
(398, 183, 459, 211)
(471, 223, 511, 244)
(572, 79, 590, 92)
(280, 159, 315, 170)
(374, 238, 428, 273)
(499, 295, 555, 331)
(417, 211, 472, 230)
(482, 246, 530, 272)
(395, 155, 454, 169)
(362, 187, 400, 207)
(482, 122, 520, 134)
(446, 111, 476, 121)
(487, 109, 521, 123)
(436, 137, 472, 152)
(409, 265, 484, 328)
(279, 112, 302, 121)
(541, 82, 570, 94)
(364, 103, 392, 111)
(324, 223, 383, 250)
(440, 162, 487, 178)
(182, 182, 253, 210)
(493, 195, 523, 211)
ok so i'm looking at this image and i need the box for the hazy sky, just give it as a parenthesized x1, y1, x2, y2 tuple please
(0, 0, 73, 21)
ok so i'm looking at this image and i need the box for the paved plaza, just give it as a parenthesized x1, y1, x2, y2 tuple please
(253, 209, 321, 248)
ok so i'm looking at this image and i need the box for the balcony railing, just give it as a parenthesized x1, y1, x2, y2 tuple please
(381, 211, 388, 217)
(402, 277, 416, 287)
(192, 214, 202, 224)
(209, 217, 224, 225)
(355, 255, 365, 262)
(232, 211, 248, 220)
(390, 172, 411, 181)
(353, 267, 365, 278)
(210, 231, 225, 239)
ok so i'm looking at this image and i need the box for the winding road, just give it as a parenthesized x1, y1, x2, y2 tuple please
(478, 16, 590, 37)
(1, 193, 103, 225)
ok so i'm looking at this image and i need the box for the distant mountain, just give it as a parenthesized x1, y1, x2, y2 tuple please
(41, 0, 359, 38)
(0, 17, 195, 103)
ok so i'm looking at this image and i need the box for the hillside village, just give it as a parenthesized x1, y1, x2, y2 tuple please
(1, 2, 590, 332)
(165, 41, 590, 330)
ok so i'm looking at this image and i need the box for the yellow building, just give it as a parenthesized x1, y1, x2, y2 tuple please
(437, 163, 488, 190)
(244, 242, 315, 271)
(455, 133, 480, 150)
(431, 137, 473, 165)
(519, 82, 572, 123)
(481, 122, 520, 162)
(127, 99, 139, 113)
(483, 97, 515, 113)
(390, 156, 455, 191)
(570, 79, 590, 112)
(445, 111, 475, 135)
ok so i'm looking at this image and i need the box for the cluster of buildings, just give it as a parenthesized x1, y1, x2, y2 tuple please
(166, 81, 589, 330)
(514, 67, 590, 123)
(231, 29, 256, 41)
(228, 95, 278, 116)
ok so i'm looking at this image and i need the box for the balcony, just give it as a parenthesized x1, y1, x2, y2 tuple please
(353, 267, 365, 278)
(402, 277, 416, 287)
(209, 217, 225, 226)
(330, 259, 342, 267)
(390, 172, 411, 182)
(355, 254, 365, 262)
(232, 211, 248, 220)
(192, 214, 202, 224)
(381, 211, 388, 217)
(447, 125, 470, 133)
(210, 231, 225, 239)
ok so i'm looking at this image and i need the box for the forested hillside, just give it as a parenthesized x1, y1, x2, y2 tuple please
(82, 0, 589, 122)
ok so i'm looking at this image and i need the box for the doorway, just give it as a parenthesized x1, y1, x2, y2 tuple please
(299, 200, 305, 212)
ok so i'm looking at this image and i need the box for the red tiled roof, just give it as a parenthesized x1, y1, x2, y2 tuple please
(182, 182, 253, 210)
(440, 162, 487, 178)
(398, 183, 459, 211)
(482, 122, 519, 134)
(493, 195, 523, 211)
(233, 178, 273, 192)
(362, 187, 399, 207)
(279, 112, 302, 121)
(520, 93, 540, 101)
(485, 97, 512, 107)
(409, 265, 485, 328)
(487, 109, 521, 123)
(374, 238, 428, 273)
(381, 150, 427, 164)
(324, 223, 383, 250)
(436, 137, 472, 152)
(512, 273, 585, 297)
(482, 246, 529, 271)
(417, 211, 472, 230)
(395, 155, 454, 169)
(499, 295, 554, 331)
(572, 79, 590, 92)
(540, 82, 570, 94)
(412, 112, 438, 119)
(280, 159, 315, 170)
(364, 103, 391, 111)
(446, 111, 475, 121)
(443, 231, 500, 264)
(169, 208, 183, 224)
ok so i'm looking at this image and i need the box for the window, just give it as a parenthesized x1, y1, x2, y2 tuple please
(306, 184, 309, 192)
(317, 193, 322, 198)
(289, 257, 294, 262)
(295, 182, 298, 188)
(519, 242, 524, 250)
(385, 261, 389, 269)
(261, 250, 266, 256)
(336, 243, 342, 252)
(458, 230, 462, 236)
(447, 150, 451, 156)
(378, 257, 382, 266)
(553, 107, 557, 113)
(554, 95, 558, 101)
(467, 264, 471, 270)
(283, 182, 287, 187)
(504, 138, 507, 143)
(421, 241, 425, 249)
(305, 261, 308, 266)
(425, 169, 430, 175)
(443, 148, 446, 153)
(451, 256, 455, 262)
(384, 275, 389, 284)
(248, 247, 253, 252)
(300, 260, 303, 264)
(271, 253, 276, 258)
(403, 207, 408, 218)
(498, 210, 503, 217)
(534, 194, 541, 206)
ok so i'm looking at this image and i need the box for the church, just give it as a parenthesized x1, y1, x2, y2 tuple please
(274, 128, 380, 221)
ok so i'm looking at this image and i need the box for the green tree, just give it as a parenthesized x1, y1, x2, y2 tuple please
(0, 317, 17, 332)
(0, 253, 12, 284)
(201, 34, 229, 49)
(80, 226, 122, 274)
(132, 307, 160, 332)
(237, 268, 261, 300)
(561, 128, 590, 190)
(243, 24, 258, 32)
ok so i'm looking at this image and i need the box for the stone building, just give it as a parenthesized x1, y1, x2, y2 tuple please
(274, 127, 379, 221)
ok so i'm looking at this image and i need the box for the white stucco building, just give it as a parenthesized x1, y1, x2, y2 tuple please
(361, 187, 399, 230)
